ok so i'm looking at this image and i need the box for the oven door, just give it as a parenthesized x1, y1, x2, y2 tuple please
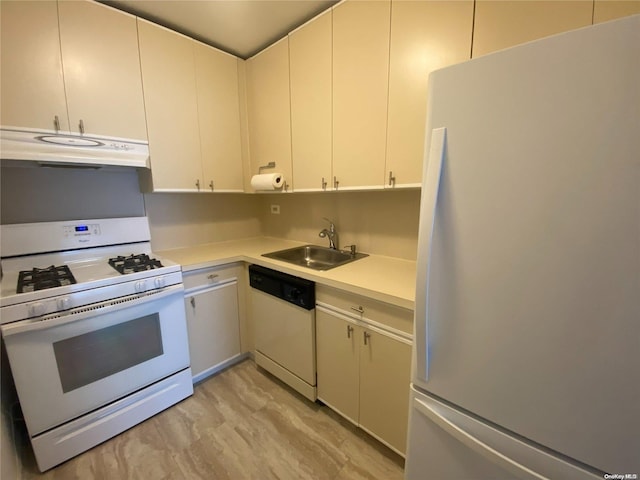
(1, 284, 190, 436)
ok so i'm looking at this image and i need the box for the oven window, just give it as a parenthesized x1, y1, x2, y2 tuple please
(53, 314, 164, 393)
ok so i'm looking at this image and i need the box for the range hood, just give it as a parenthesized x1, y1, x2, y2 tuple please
(0, 128, 150, 168)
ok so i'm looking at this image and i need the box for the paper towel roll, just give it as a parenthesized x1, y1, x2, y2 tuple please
(251, 173, 284, 191)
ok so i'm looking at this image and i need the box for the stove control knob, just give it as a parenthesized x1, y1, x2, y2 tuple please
(28, 302, 45, 317)
(57, 297, 71, 311)
(154, 276, 166, 289)
(135, 280, 147, 293)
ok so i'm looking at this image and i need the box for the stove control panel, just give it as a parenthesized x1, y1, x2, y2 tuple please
(63, 224, 101, 238)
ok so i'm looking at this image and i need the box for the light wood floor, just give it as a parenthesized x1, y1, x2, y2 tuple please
(16, 360, 405, 479)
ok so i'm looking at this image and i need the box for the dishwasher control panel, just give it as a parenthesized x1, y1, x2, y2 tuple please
(249, 265, 315, 310)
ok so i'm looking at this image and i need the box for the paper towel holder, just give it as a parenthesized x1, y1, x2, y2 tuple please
(258, 161, 276, 173)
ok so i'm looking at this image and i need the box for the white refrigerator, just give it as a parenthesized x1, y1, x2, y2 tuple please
(406, 15, 639, 480)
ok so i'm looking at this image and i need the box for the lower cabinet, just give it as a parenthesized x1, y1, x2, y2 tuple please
(315, 286, 413, 455)
(183, 264, 244, 383)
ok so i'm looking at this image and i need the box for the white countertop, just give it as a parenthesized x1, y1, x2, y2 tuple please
(157, 237, 416, 310)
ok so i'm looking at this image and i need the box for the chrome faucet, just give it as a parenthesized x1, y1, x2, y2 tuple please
(318, 217, 338, 250)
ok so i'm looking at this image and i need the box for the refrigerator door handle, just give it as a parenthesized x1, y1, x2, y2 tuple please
(414, 127, 447, 382)
(412, 394, 602, 480)
(413, 396, 548, 480)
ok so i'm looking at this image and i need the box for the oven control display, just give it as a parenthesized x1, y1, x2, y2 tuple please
(63, 224, 101, 237)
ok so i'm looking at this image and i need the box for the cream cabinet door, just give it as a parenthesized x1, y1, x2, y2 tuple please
(359, 327, 412, 454)
(58, 1, 147, 140)
(194, 44, 244, 192)
(332, 0, 391, 190)
(316, 309, 359, 424)
(138, 19, 202, 191)
(386, 0, 473, 188)
(0, 1, 68, 132)
(472, 0, 593, 58)
(290, 10, 333, 192)
(593, 0, 640, 23)
(246, 38, 293, 190)
(185, 281, 241, 382)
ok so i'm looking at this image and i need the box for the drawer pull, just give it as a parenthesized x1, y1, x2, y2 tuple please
(350, 305, 364, 314)
(207, 274, 219, 280)
(347, 325, 354, 339)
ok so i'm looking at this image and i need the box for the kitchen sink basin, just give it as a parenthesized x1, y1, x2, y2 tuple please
(262, 245, 368, 271)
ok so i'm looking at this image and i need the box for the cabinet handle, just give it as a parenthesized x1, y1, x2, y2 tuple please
(388, 171, 396, 187)
(54, 115, 61, 132)
(79, 119, 85, 134)
(195, 179, 200, 190)
(209, 181, 214, 191)
(321, 177, 327, 191)
(333, 176, 339, 190)
(190, 297, 195, 308)
(207, 274, 219, 281)
(350, 305, 364, 314)
(363, 331, 371, 346)
(284, 181, 289, 192)
(347, 325, 354, 339)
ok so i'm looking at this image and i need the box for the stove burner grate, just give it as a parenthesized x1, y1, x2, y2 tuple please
(17, 265, 77, 293)
(108, 254, 163, 274)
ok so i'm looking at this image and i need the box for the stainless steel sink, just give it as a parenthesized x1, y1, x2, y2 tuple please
(262, 245, 368, 271)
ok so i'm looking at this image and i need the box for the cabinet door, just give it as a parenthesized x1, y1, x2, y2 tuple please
(333, 0, 391, 190)
(386, 0, 473, 188)
(315, 309, 359, 423)
(290, 10, 333, 192)
(58, 1, 147, 140)
(185, 282, 241, 381)
(138, 19, 202, 191)
(194, 44, 244, 192)
(246, 38, 293, 190)
(593, 0, 640, 23)
(359, 328, 412, 454)
(472, 1, 593, 58)
(0, 1, 68, 132)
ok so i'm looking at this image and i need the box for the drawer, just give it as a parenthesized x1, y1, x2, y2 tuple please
(316, 285, 413, 335)
(183, 263, 242, 292)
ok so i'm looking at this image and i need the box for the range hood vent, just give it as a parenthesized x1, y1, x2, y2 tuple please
(0, 128, 150, 169)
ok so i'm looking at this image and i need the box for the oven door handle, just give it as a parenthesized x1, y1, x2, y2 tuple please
(1, 284, 184, 337)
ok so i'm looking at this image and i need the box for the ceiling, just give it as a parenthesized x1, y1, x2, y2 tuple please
(103, 0, 338, 59)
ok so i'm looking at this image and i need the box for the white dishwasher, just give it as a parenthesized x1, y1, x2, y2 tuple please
(249, 265, 316, 401)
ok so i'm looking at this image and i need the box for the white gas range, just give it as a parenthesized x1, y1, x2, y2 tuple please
(0, 217, 193, 472)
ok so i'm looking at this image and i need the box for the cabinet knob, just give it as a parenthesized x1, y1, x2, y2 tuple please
(347, 324, 354, 338)
(363, 331, 371, 346)
(195, 179, 201, 190)
(209, 181, 214, 191)
(350, 305, 364, 314)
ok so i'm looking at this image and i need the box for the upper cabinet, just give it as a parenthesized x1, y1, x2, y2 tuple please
(289, 10, 333, 192)
(138, 19, 244, 192)
(472, 0, 593, 58)
(0, 1, 146, 140)
(386, 0, 474, 188)
(246, 38, 293, 191)
(57, 1, 147, 140)
(1, 1, 68, 132)
(593, 0, 640, 23)
(194, 44, 244, 192)
(138, 19, 202, 191)
(332, 0, 391, 191)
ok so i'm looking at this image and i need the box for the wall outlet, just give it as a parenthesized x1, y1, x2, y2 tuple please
(270, 204, 280, 214)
